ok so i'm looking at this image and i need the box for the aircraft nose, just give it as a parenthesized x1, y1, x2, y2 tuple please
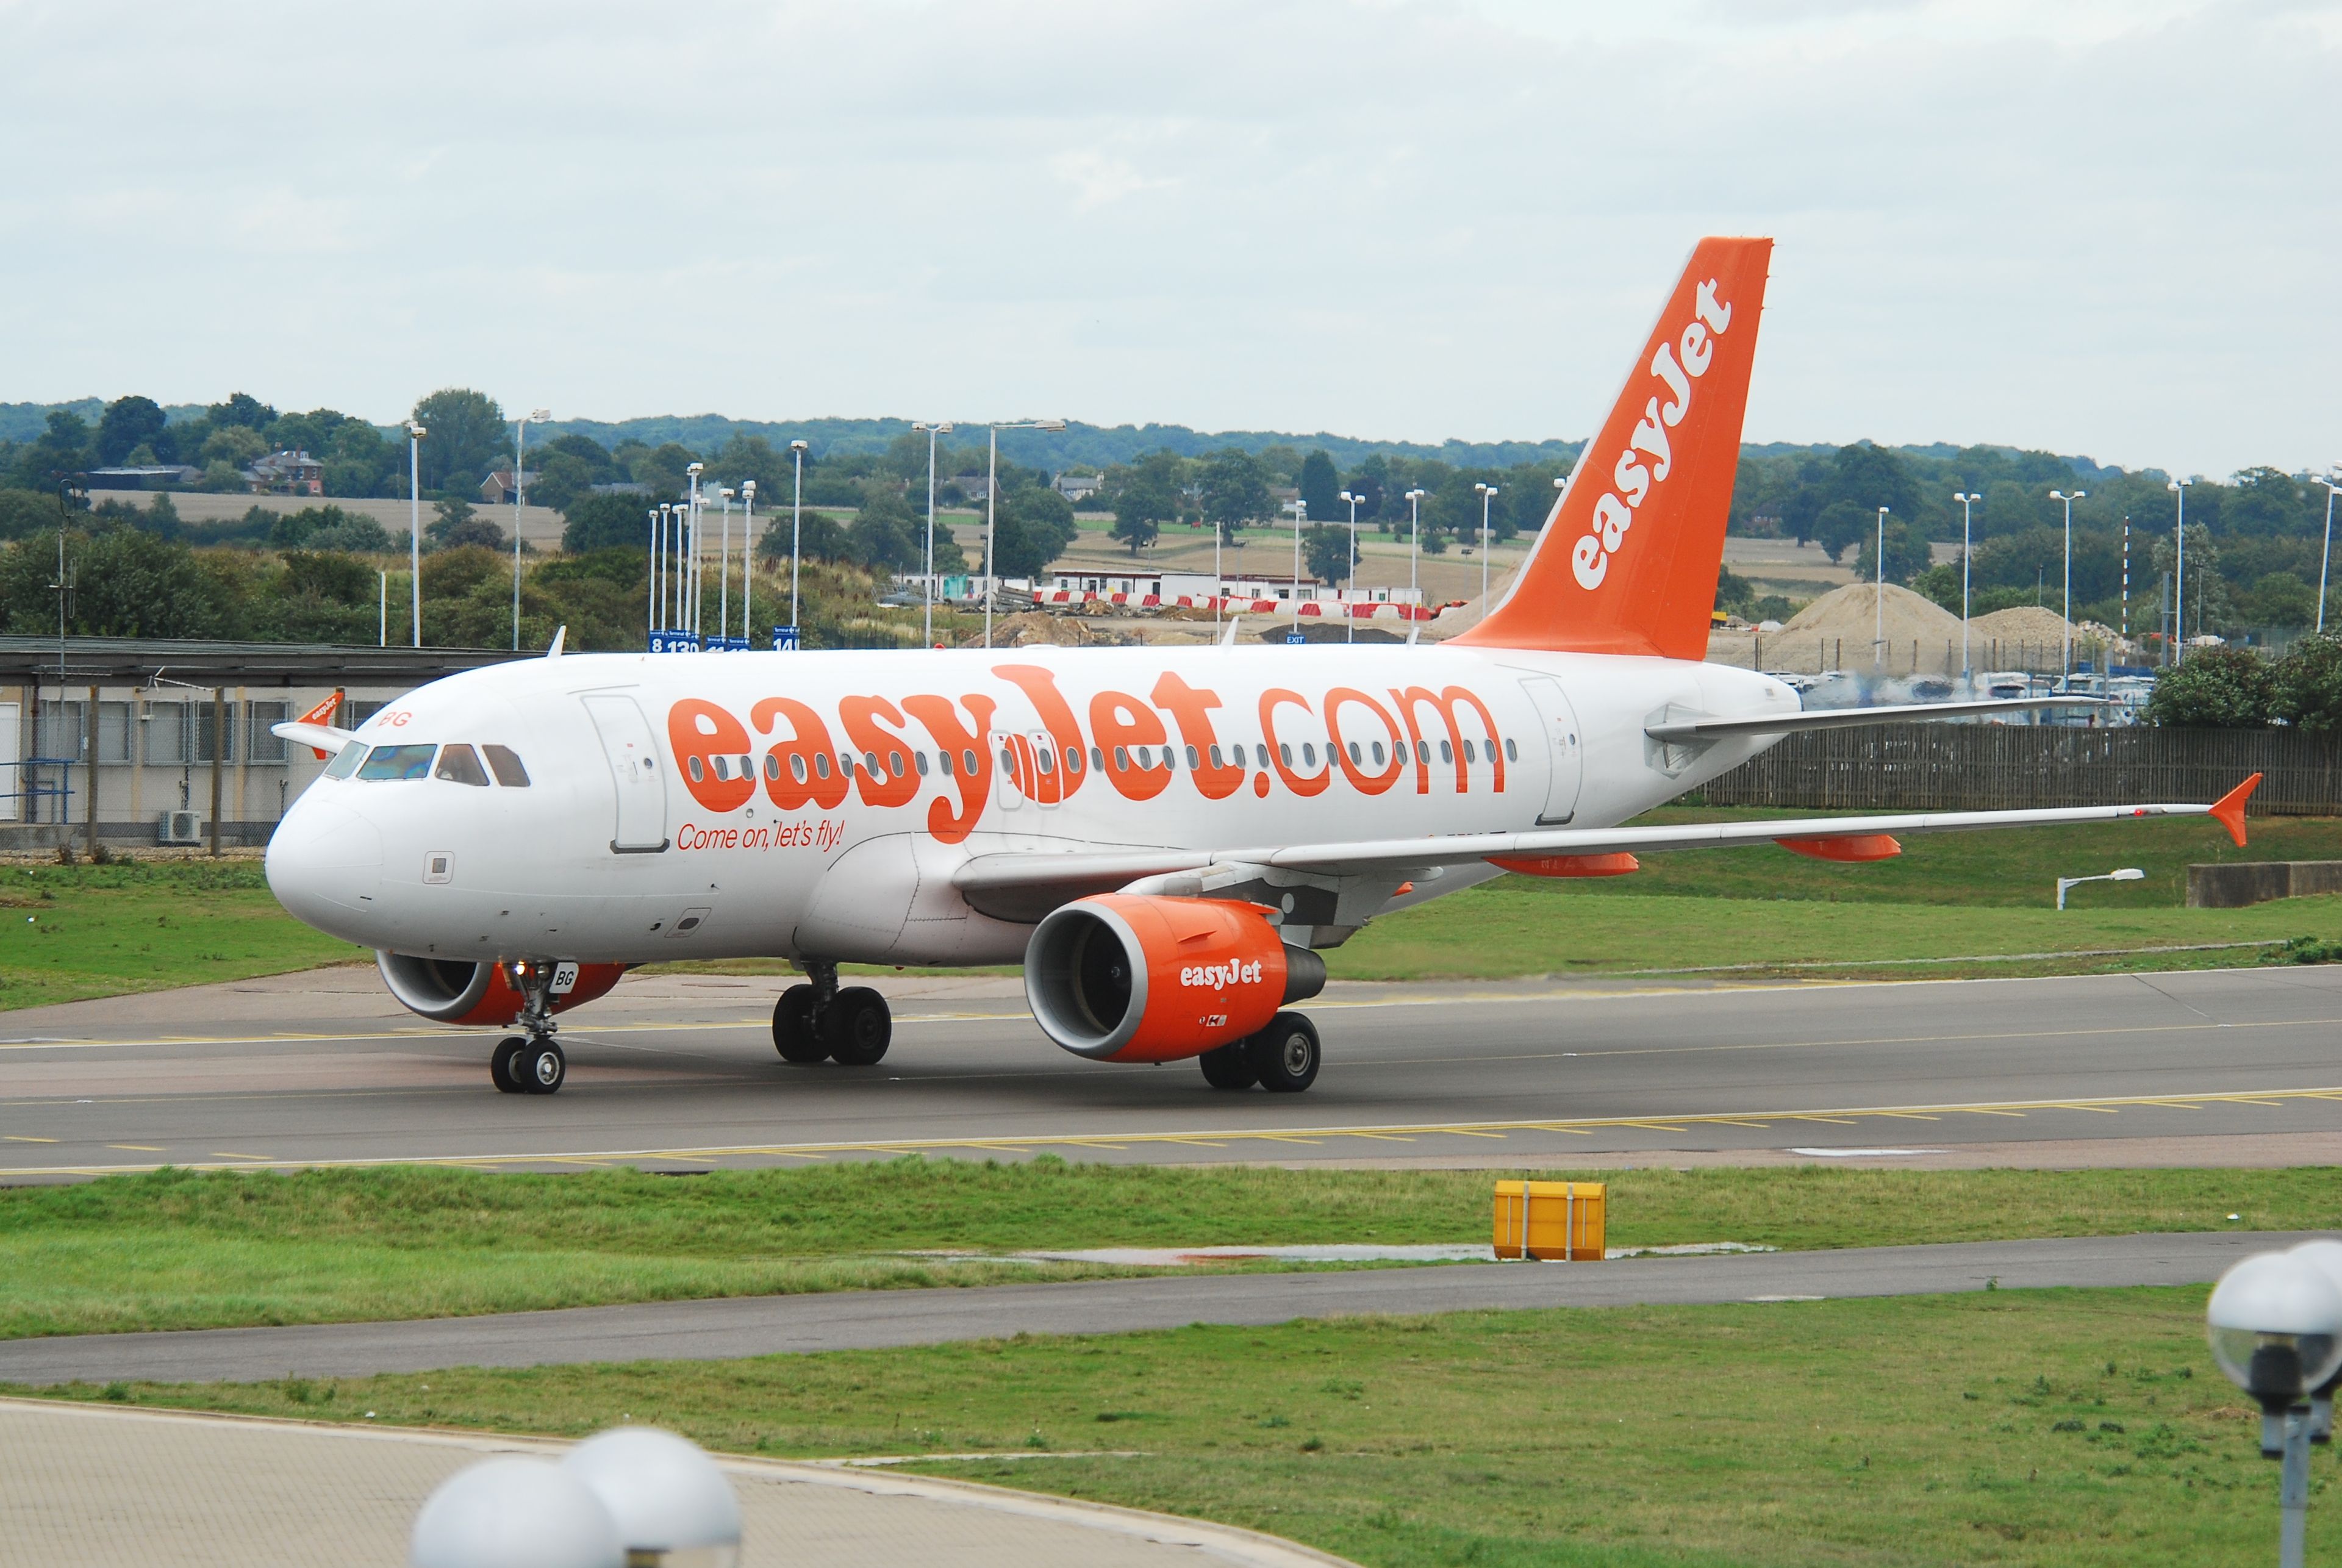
(265, 796, 384, 936)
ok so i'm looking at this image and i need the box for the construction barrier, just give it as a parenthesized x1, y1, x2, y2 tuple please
(1492, 1180, 1605, 1261)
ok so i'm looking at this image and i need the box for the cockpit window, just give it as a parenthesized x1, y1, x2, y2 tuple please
(482, 745, 531, 787)
(322, 742, 366, 780)
(356, 743, 436, 781)
(434, 743, 490, 787)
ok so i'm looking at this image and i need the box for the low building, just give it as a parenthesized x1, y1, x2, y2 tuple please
(1051, 471, 1101, 503)
(86, 465, 203, 489)
(0, 637, 517, 850)
(244, 450, 324, 496)
(479, 468, 541, 506)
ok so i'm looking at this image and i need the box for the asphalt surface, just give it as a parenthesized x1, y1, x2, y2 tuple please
(0, 1230, 2298, 1386)
(3, 962, 2342, 1179)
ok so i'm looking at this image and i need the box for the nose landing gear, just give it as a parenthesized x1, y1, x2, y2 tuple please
(773, 961, 892, 1067)
(490, 962, 567, 1095)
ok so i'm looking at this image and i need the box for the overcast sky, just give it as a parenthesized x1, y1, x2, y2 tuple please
(2, 0, 2335, 476)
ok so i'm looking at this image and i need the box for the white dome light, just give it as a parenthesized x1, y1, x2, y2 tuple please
(561, 1427, 743, 1568)
(410, 1457, 623, 1568)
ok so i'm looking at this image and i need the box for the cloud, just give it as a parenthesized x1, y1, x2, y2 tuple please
(0, 0, 2333, 473)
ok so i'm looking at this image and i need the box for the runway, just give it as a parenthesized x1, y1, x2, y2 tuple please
(0, 1230, 2297, 1386)
(2, 961, 2341, 1179)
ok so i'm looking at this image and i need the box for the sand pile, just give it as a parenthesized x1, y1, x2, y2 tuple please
(1782, 582, 1964, 643)
(1969, 606, 2079, 643)
(962, 612, 1137, 649)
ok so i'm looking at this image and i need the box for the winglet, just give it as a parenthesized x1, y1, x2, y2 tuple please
(2211, 773, 2261, 848)
(547, 625, 567, 659)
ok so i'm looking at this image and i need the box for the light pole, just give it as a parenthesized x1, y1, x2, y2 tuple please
(2206, 1250, 2342, 1568)
(2050, 489, 2086, 679)
(1874, 506, 1889, 669)
(655, 504, 671, 639)
(1953, 492, 1979, 681)
(406, 421, 426, 648)
(972, 419, 1067, 649)
(739, 479, 756, 648)
(715, 485, 735, 650)
(685, 462, 705, 646)
(2315, 470, 2340, 635)
(645, 507, 658, 646)
(788, 440, 808, 648)
(1405, 487, 1427, 623)
(912, 421, 953, 646)
(1339, 489, 1360, 643)
(2168, 476, 2192, 662)
(1284, 498, 1306, 639)
(2055, 865, 2143, 909)
(511, 408, 549, 651)
(1474, 482, 1498, 613)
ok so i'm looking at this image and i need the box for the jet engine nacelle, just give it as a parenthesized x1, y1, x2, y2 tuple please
(1023, 893, 1327, 1062)
(377, 952, 626, 1027)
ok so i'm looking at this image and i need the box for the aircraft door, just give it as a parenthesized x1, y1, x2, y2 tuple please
(1518, 676, 1583, 825)
(580, 693, 670, 853)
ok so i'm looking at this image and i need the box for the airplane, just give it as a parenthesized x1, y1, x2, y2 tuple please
(263, 236, 2258, 1097)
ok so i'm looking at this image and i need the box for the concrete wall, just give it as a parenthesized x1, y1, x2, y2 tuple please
(2186, 861, 2342, 909)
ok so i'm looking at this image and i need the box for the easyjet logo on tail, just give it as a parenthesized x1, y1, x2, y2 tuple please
(1571, 279, 1733, 592)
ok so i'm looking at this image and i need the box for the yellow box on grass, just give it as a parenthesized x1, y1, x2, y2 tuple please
(1492, 1180, 1605, 1261)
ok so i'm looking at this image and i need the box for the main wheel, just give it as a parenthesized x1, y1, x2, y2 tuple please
(823, 986, 892, 1066)
(520, 1040, 567, 1095)
(1246, 1012, 1320, 1094)
(773, 985, 826, 1062)
(490, 1036, 528, 1094)
(1198, 1042, 1259, 1090)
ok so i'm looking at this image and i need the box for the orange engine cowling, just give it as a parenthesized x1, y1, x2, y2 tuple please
(376, 952, 627, 1026)
(1024, 894, 1327, 1062)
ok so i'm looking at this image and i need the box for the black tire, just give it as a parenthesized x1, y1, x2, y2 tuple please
(491, 1037, 528, 1094)
(773, 985, 826, 1062)
(1246, 1012, 1320, 1094)
(823, 986, 891, 1066)
(520, 1040, 566, 1095)
(1198, 1042, 1259, 1090)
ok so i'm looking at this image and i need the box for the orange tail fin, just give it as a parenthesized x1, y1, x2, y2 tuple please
(1456, 237, 1772, 660)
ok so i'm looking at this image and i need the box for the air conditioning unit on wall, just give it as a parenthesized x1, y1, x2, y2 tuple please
(158, 811, 203, 845)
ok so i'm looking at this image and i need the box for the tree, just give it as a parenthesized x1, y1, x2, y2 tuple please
(989, 485, 1078, 578)
(13, 412, 92, 487)
(426, 499, 504, 552)
(1298, 449, 1341, 525)
(1108, 449, 1181, 555)
(410, 388, 508, 496)
(848, 493, 921, 572)
(759, 510, 848, 564)
(629, 442, 698, 503)
(2144, 646, 2274, 728)
(1303, 523, 1352, 587)
(2272, 635, 2342, 734)
(95, 396, 170, 465)
(199, 425, 267, 467)
(1198, 448, 1270, 542)
(1813, 499, 1870, 564)
(1853, 517, 1931, 585)
(562, 492, 654, 554)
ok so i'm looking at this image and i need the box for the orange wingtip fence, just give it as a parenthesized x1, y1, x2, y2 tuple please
(2212, 773, 2261, 848)
(1494, 1181, 1606, 1262)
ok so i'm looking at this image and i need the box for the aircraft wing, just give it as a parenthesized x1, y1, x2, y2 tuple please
(1644, 696, 2102, 742)
(951, 775, 2258, 914)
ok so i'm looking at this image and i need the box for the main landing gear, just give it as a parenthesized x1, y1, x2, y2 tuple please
(1199, 1011, 1320, 1094)
(491, 962, 566, 1095)
(773, 960, 892, 1067)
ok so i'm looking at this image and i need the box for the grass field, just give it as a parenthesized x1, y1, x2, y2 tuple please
(41, 1286, 2307, 1567)
(0, 859, 361, 1009)
(4, 1159, 2328, 1339)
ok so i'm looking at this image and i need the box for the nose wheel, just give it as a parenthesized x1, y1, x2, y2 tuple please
(490, 961, 568, 1095)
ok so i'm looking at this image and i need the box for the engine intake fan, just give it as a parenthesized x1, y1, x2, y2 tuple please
(1024, 893, 1326, 1062)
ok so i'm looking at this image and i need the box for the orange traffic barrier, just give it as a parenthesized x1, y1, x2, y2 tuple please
(1493, 1180, 1605, 1261)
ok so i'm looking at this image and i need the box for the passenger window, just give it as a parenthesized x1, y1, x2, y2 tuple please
(789, 754, 807, 783)
(1278, 742, 1292, 767)
(963, 748, 979, 776)
(938, 750, 954, 777)
(1505, 737, 1518, 762)
(1114, 745, 1130, 771)
(1185, 745, 1200, 770)
(1209, 745, 1223, 769)
(889, 750, 905, 778)
(1372, 741, 1386, 766)
(1090, 747, 1105, 773)
(357, 743, 436, 781)
(1000, 745, 1017, 774)
(1462, 739, 1477, 764)
(914, 751, 929, 776)
(435, 744, 490, 787)
(1441, 739, 1454, 764)
(1037, 746, 1055, 776)
(1066, 746, 1083, 775)
(1347, 741, 1362, 765)
(814, 753, 832, 779)
(482, 745, 531, 787)
(1302, 742, 1316, 768)
(323, 742, 366, 779)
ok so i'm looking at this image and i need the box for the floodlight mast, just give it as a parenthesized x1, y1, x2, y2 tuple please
(2315, 470, 2341, 635)
(2050, 489, 2086, 677)
(1339, 490, 1360, 643)
(1953, 492, 1979, 681)
(972, 419, 1065, 649)
(2168, 477, 2193, 663)
(789, 440, 808, 646)
(512, 408, 550, 652)
(406, 421, 426, 648)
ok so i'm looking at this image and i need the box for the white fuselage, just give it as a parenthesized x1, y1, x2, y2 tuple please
(263, 642, 1798, 967)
